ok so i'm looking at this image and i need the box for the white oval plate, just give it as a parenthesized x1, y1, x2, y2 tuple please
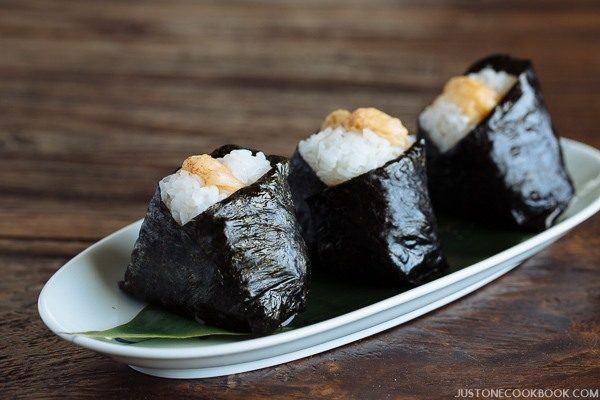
(38, 138, 600, 379)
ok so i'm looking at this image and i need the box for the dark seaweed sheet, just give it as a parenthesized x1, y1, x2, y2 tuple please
(418, 54, 574, 231)
(120, 145, 310, 335)
(288, 144, 327, 254)
(289, 140, 447, 287)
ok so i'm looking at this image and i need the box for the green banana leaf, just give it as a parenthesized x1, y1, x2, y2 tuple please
(81, 305, 248, 341)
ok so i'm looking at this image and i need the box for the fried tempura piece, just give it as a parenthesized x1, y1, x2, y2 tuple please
(443, 76, 499, 124)
(322, 107, 411, 148)
(182, 154, 244, 193)
(321, 109, 352, 130)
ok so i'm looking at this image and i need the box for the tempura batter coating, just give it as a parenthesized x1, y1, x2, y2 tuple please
(322, 107, 411, 148)
(182, 155, 244, 194)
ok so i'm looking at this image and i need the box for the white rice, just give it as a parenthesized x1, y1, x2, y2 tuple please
(419, 67, 517, 153)
(419, 98, 471, 154)
(218, 149, 271, 186)
(468, 68, 517, 96)
(159, 150, 272, 225)
(298, 126, 412, 186)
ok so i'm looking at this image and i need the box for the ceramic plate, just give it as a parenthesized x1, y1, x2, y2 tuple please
(38, 138, 600, 379)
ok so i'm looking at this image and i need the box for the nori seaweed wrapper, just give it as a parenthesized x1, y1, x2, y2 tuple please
(120, 145, 310, 335)
(418, 54, 574, 230)
(288, 140, 447, 286)
(288, 148, 327, 253)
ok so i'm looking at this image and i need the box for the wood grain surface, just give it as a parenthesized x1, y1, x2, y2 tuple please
(1, 1, 598, 398)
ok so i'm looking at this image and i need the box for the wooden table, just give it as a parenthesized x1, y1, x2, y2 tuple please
(1, 1, 598, 398)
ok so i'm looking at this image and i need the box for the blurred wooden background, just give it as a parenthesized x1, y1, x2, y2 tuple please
(1, 1, 598, 398)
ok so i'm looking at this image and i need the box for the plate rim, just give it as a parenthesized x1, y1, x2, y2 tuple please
(38, 138, 600, 360)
